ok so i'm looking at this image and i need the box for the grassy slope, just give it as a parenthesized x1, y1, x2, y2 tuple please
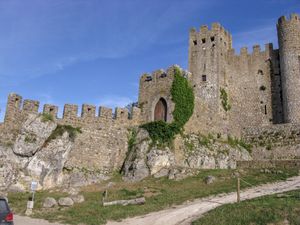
(192, 190, 300, 225)
(8, 169, 298, 225)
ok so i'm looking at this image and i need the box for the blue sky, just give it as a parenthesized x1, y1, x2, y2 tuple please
(0, 0, 299, 119)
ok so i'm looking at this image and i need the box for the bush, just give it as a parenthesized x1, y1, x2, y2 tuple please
(47, 125, 82, 143)
(41, 113, 54, 122)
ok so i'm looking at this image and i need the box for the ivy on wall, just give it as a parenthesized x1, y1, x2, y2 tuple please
(141, 67, 194, 145)
(220, 88, 231, 112)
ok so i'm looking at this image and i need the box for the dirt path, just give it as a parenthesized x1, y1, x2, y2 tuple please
(106, 176, 300, 225)
(14, 215, 65, 225)
(14, 176, 300, 225)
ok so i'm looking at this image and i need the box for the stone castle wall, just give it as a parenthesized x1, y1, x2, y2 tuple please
(0, 93, 142, 173)
(1, 14, 300, 174)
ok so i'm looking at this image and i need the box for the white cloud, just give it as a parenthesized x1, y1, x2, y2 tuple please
(97, 95, 136, 109)
(232, 24, 278, 53)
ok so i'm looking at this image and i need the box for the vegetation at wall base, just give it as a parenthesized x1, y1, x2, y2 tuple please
(8, 169, 298, 225)
(141, 67, 194, 145)
(47, 125, 82, 143)
(192, 190, 300, 225)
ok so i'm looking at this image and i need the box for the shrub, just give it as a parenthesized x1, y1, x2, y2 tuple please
(41, 113, 54, 122)
(47, 125, 82, 143)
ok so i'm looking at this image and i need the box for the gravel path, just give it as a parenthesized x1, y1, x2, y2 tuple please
(14, 176, 300, 225)
(107, 176, 300, 225)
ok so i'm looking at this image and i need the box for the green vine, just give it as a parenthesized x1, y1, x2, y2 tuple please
(141, 67, 194, 145)
(220, 88, 231, 112)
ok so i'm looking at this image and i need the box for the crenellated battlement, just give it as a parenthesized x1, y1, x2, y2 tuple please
(227, 43, 275, 59)
(139, 65, 191, 84)
(189, 22, 232, 49)
(278, 13, 300, 25)
(3, 93, 142, 129)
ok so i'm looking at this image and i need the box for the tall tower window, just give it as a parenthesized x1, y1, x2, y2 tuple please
(193, 40, 197, 46)
(210, 36, 215, 42)
(202, 38, 206, 44)
(202, 75, 207, 81)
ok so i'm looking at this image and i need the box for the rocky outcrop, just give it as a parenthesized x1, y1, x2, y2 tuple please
(0, 114, 77, 191)
(122, 129, 176, 181)
(182, 134, 252, 169)
(26, 132, 73, 189)
(122, 129, 151, 181)
(13, 114, 57, 157)
(122, 131, 252, 182)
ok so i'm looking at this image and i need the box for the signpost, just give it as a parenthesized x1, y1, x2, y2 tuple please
(26, 181, 38, 215)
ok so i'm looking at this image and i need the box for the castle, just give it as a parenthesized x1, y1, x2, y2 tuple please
(140, 13, 300, 137)
(0, 14, 300, 173)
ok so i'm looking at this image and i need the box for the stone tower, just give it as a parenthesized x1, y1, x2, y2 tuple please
(277, 13, 300, 123)
(188, 23, 232, 113)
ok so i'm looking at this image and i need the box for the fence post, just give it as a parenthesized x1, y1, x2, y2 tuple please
(237, 177, 240, 203)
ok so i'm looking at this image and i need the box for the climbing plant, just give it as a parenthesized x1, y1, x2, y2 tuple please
(141, 67, 194, 145)
(220, 88, 231, 112)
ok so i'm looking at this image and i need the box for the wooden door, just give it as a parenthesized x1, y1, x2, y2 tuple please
(154, 98, 167, 122)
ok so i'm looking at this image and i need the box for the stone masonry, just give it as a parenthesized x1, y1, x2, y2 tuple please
(0, 14, 300, 176)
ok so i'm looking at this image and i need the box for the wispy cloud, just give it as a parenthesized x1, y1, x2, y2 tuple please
(0, 0, 215, 84)
(232, 22, 277, 52)
(97, 95, 136, 109)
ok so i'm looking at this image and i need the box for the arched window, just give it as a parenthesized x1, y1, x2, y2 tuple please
(154, 98, 168, 122)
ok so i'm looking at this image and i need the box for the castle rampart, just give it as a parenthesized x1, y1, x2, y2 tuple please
(1, 93, 141, 144)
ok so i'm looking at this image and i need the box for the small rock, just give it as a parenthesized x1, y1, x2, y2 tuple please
(58, 197, 74, 207)
(43, 197, 57, 208)
(204, 175, 216, 184)
(71, 195, 85, 203)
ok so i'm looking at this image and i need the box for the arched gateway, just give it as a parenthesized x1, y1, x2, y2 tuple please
(154, 98, 167, 122)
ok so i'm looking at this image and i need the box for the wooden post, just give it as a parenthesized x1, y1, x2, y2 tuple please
(237, 177, 240, 203)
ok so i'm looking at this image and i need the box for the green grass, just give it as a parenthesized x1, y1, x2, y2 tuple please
(8, 169, 298, 225)
(192, 190, 300, 225)
(41, 113, 54, 122)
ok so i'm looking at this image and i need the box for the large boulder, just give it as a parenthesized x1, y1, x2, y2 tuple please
(122, 129, 151, 182)
(43, 197, 57, 208)
(13, 114, 57, 157)
(26, 132, 73, 189)
(122, 129, 176, 181)
(147, 149, 175, 176)
(58, 197, 74, 207)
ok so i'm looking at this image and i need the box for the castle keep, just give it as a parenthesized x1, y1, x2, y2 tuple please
(0, 14, 300, 176)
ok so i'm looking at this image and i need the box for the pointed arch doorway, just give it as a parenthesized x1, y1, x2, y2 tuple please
(154, 98, 168, 122)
